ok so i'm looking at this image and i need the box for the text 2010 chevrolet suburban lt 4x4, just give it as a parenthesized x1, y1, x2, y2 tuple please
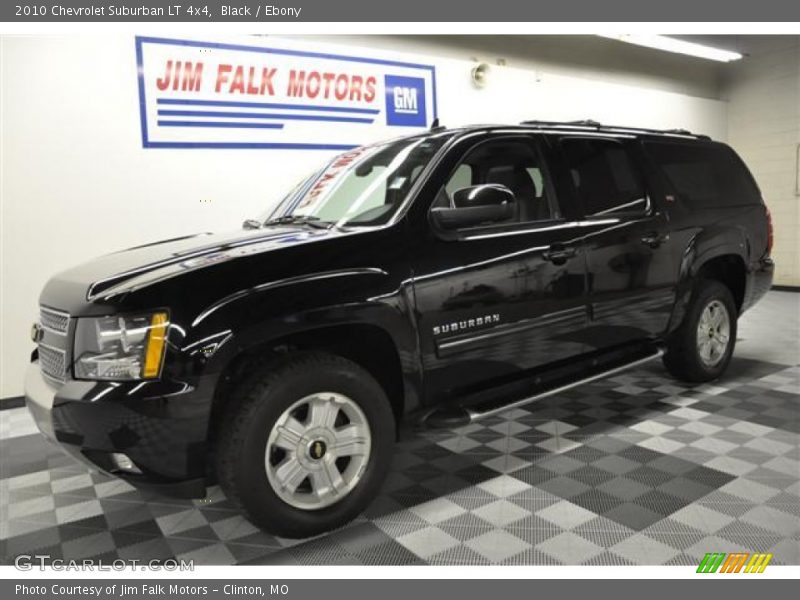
(25, 121, 774, 537)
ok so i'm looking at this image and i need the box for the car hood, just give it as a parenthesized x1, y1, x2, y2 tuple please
(40, 226, 344, 312)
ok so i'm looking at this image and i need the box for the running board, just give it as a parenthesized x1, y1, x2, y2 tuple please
(465, 347, 665, 422)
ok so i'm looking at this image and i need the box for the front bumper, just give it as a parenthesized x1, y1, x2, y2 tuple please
(24, 362, 208, 498)
(25, 364, 102, 472)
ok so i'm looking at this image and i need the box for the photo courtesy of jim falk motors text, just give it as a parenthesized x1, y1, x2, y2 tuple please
(14, 583, 288, 596)
(1, 27, 798, 573)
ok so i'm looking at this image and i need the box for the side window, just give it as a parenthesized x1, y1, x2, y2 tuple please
(439, 138, 560, 224)
(526, 167, 546, 197)
(561, 138, 648, 216)
(645, 141, 761, 207)
(445, 164, 473, 197)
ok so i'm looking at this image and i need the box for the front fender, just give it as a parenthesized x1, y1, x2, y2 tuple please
(174, 267, 421, 408)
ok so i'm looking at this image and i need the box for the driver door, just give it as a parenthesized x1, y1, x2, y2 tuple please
(410, 134, 590, 405)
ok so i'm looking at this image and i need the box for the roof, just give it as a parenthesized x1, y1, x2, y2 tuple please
(433, 119, 711, 141)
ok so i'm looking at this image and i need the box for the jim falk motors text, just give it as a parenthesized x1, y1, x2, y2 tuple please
(124, 584, 290, 596)
(155, 59, 378, 102)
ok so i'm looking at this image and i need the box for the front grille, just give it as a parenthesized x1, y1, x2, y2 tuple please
(39, 343, 66, 382)
(40, 306, 70, 334)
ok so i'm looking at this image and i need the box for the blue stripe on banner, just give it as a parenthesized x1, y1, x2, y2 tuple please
(157, 109, 374, 124)
(157, 121, 285, 129)
(157, 98, 381, 115)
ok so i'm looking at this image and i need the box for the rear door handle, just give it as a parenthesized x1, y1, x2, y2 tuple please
(641, 232, 669, 248)
(542, 245, 577, 265)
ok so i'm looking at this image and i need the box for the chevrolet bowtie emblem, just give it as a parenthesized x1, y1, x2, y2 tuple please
(310, 440, 326, 460)
(30, 323, 43, 343)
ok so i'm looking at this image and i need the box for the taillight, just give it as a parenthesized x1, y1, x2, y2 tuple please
(765, 205, 774, 255)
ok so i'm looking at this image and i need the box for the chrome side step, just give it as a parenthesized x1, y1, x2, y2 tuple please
(465, 347, 665, 422)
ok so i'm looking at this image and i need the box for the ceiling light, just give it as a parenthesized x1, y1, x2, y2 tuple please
(597, 34, 743, 62)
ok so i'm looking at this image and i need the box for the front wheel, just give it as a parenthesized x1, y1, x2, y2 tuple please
(663, 279, 737, 383)
(216, 353, 395, 538)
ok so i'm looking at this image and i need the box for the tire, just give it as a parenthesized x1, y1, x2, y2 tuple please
(663, 279, 737, 383)
(216, 352, 395, 538)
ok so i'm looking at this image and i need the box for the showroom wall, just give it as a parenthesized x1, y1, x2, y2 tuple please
(312, 35, 727, 99)
(723, 37, 800, 287)
(0, 35, 730, 398)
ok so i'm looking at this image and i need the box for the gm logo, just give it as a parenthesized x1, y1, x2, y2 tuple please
(384, 75, 427, 127)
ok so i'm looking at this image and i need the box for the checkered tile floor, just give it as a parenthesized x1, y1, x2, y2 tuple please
(1, 292, 798, 565)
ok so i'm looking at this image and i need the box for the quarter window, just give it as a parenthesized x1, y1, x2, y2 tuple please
(644, 141, 761, 207)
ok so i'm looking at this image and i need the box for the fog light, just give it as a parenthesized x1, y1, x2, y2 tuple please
(110, 453, 142, 474)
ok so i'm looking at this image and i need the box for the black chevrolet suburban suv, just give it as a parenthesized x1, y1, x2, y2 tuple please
(25, 121, 774, 537)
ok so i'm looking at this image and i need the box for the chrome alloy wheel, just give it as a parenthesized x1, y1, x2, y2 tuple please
(265, 393, 372, 510)
(695, 299, 731, 368)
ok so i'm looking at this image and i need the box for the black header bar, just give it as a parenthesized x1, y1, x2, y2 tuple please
(3, 0, 800, 22)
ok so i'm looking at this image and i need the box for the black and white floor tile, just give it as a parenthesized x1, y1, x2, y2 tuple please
(1, 291, 798, 565)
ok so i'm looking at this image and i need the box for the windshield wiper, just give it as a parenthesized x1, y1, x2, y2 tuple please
(263, 215, 333, 230)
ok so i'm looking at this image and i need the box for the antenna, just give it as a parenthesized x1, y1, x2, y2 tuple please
(430, 118, 440, 129)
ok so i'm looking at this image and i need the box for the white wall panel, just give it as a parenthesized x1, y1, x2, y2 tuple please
(724, 37, 800, 287)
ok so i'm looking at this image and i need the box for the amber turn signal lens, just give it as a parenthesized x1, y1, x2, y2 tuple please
(142, 312, 168, 378)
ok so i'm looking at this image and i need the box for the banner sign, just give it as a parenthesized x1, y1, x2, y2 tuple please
(136, 37, 438, 149)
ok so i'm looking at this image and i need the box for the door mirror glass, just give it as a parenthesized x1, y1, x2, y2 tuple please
(431, 184, 517, 230)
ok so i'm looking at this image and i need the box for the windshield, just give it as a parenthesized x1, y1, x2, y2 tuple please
(267, 132, 453, 228)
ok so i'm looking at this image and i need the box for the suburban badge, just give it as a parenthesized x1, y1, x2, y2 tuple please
(433, 314, 500, 336)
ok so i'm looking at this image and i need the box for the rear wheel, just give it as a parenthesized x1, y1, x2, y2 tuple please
(663, 279, 737, 382)
(216, 352, 395, 538)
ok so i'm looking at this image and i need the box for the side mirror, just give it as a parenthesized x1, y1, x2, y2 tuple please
(431, 184, 517, 230)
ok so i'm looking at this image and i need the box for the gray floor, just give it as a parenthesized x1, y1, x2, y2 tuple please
(1, 291, 798, 566)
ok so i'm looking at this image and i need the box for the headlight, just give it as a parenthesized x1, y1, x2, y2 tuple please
(74, 312, 169, 380)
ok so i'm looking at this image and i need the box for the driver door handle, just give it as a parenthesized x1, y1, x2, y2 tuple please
(542, 245, 577, 265)
(641, 232, 670, 248)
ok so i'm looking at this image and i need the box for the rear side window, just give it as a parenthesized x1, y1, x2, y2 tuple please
(560, 138, 648, 216)
(645, 141, 761, 207)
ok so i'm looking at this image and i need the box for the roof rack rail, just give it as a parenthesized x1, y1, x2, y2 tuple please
(518, 119, 710, 140)
(519, 119, 601, 129)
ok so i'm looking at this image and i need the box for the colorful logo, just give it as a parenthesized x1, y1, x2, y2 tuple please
(696, 552, 773, 573)
(384, 75, 427, 127)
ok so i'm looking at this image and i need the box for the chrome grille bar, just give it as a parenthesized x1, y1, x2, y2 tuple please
(40, 306, 70, 334)
(38, 342, 67, 382)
